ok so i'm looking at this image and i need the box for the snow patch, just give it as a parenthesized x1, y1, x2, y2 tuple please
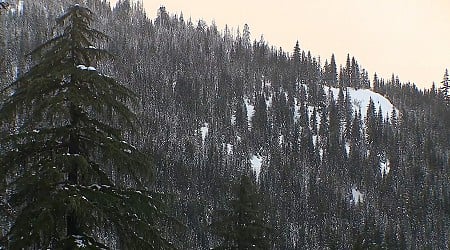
(89, 184, 101, 190)
(265, 95, 273, 108)
(226, 143, 233, 155)
(345, 143, 350, 155)
(18, 0, 24, 14)
(244, 98, 254, 129)
(307, 106, 315, 119)
(72, 235, 86, 248)
(75, 239, 85, 248)
(76, 65, 87, 70)
(293, 98, 300, 121)
(76, 65, 96, 71)
(200, 123, 209, 143)
(380, 159, 390, 176)
(222, 143, 233, 155)
(120, 140, 136, 150)
(172, 81, 176, 92)
(13, 65, 19, 77)
(279, 134, 284, 145)
(62, 153, 80, 157)
(250, 154, 263, 181)
(230, 114, 236, 125)
(323, 86, 397, 119)
(351, 188, 364, 204)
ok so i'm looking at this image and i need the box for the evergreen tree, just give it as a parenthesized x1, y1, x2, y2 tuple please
(372, 73, 379, 91)
(350, 57, 360, 89)
(242, 24, 251, 48)
(343, 54, 351, 87)
(365, 98, 377, 146)
(440, 68, 449, 104)
(252, 94, 268, 145)
(155, 5, 170, 27)
(292, 41, 301, 82)
(349, 111, 363, 184)
(328, 54, 337, 86)
(0, 5, 172, 249)
(234, 97, 248, 133)
(211, 175, 271, 249)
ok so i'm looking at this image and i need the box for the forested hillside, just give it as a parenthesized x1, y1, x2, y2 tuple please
(1, 0, 449, 249)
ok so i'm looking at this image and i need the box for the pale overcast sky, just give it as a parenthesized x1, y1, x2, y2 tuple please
(111, 0, 450, 89)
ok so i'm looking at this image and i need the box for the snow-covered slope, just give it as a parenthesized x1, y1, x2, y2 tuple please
(200, 84, 397, 182)
(325, 86, 397, 119)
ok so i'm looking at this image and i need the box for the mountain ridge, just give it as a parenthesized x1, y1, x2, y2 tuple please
(1, 0, 449, 249)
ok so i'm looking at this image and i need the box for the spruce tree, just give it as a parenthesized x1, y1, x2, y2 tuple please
(440, 68, 449, 104)
(211, 175, 271, 249)
(328, 54, 337, 86)
(350, 57, 360, 89)
(343, 54, 351, 87)
(252, 94, 268, 145)
(0, 5, 172, 249)
(292, 41, 301, 82)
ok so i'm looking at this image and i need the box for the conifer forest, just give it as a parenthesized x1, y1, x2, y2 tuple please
(0, 0, 449, 249)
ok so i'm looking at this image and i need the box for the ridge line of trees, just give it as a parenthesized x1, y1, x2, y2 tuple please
(1, 1, 449, 249)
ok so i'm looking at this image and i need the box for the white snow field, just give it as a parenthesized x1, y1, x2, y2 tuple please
(324, 86, 397, 119)
(250, 154, 263, 181)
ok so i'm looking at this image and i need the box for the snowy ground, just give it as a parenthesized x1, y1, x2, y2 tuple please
(380, 159, 391, 176)
(324, 86, 398, 119)
(200, 123, 208, 144)
(351, 188, 364, 204)
(250, 154, 263, 181)
(244, 98, 255, 129)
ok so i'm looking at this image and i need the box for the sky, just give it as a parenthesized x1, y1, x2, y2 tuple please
(111, 0, 450, 89)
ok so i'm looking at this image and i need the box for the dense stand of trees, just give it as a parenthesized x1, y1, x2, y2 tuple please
(1, 0, 449, 249)
(1, 4, 172, 249)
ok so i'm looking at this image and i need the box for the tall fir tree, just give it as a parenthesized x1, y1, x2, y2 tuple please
(342, 54, 351, 87)
(365, 98, 377, 146)
(0, 5, 172, 249)
(350, 57, 360, 89)
(292, 40, 302, 83)
(440, 68, 449, 104)
(329, 53, 337, 86)
(372, 73, 379, 92)
(211, 175, 271, 249)
(323, 54, 337, 87)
